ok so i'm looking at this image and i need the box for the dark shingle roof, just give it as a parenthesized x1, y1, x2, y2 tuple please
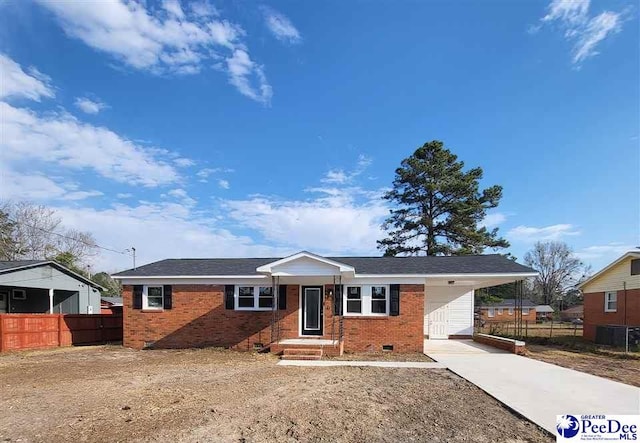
(113, 254, 536, 277)
(0, 260, 48, 272)
(481, 298, 537, 308)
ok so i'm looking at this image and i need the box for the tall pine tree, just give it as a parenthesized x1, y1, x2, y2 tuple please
(378, 140, 509, 256)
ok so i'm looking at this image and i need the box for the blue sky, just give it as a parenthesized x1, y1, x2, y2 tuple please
(0, 0, 638, 272)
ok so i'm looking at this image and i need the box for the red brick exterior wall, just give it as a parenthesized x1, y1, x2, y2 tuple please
(480, 307, 536, 323)
(342, 284, 424, 352)
(123, 283, 425, 352)
(583, 289, 640, 341)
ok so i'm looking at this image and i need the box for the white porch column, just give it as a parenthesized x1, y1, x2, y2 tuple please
(49, 288, 54, 314)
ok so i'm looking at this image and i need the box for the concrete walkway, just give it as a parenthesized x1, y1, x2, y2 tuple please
(425, 340, 640, 434)
(278, 360, 446, 369)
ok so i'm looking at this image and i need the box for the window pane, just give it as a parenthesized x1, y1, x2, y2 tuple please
(371, 299, 386, 314)
(238, 297, 254, 308)
(239, 287, 253, 296)
(304, 289, 321, 329)
(148, 287, 162, 297)
(148, 296, 163, 308)
(347, 300, 361, 313)
(259, 297, 273, 308)
(372, 286, 386, 299)
(347, 287, 360, 300)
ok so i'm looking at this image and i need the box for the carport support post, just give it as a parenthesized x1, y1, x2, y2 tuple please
(48, 289, 54, 314)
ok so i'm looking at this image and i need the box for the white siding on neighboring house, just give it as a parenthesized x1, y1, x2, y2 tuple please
(581, 257, 640, 293)
(424, 286, 474, 337)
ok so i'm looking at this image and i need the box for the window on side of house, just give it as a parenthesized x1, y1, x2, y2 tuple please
(238, 286, 255, 308)
(144, 286, 163, 310)
(371, 286, 387, 314)
(497, 308, 504, 315)
(522, 307, 530, 315)
(508, 307, 514, 315)
(488, 308, 495, 317)
(12, 289, 26, 300)
(346, 286, 362, 314)
(605, 291, 617, 312)
(631, 259, 640, 276)
(258, 287, 273, 309)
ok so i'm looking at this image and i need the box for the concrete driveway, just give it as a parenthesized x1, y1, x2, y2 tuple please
(425, 340, 640, 435)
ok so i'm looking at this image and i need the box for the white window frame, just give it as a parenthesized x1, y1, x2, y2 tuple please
(143, 285, 164, 310)
(235, 286, 273, 311)
(508, 307, 514, 315)
(487, 308, 495, 318)
(345, 286, 362, 314)
(343, 285, 389, 316)
(604, 291, 617, 312)
(522, 307, 530, 315)
(497, 308, 504, 315)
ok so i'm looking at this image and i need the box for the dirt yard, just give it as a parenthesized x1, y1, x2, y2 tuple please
(526, 344, 640, 387)
(0, 346, 551, 443)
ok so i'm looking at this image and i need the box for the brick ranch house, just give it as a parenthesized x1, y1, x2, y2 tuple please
(578, 251, 640, 341)
(477, 299, 537, 323)
(113, 251, 536, 354)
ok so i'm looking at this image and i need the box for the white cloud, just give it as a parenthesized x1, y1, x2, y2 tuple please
(224, 187, 388, 254)
(218, 179, 230, 189)
(508, 224, 581, 242)
(116, 193, 133, 199)
(74, 96, 108, 114)
(0, 166, 102, 202)
(321, 154, 373, 185)
(174, 157, 195, 167)
(167, 188, 197, 206)
(35, 0, 272, 103)
(226, 49, 272, 104)
(0, 53, 55, 101)
(479, 213, 507, 229)
(537, 0, 624, 65)
(1, 102, 179, 187)
(190, 1, 218, 18)
(54, 202, 291, 271)
(575, 243, 637, 261)
(262, 7, 301, 44)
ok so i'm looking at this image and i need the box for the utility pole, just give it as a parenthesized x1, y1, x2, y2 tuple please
(132, 247, 136, 270)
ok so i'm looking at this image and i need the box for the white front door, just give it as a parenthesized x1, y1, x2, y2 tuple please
(0, 290, 7, 313)
(428, 302, 449, 339)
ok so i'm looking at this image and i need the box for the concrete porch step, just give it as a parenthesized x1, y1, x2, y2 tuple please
(280, 354, 323, 361)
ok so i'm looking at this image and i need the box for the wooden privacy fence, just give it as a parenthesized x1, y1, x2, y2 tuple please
(0, 314, 123, 352)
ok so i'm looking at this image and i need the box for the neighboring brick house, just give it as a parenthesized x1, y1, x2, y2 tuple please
(560, 305, 583, 321)
(477, 299, 537, 323)
(578, 251, 640, 341)
(112, 251, 536, 354)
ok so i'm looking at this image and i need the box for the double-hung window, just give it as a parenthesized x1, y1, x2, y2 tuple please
(522, 307, 530, 315)
(343, 285, 389, 316)
(605, 291, 617, 312)
(508, 307, 514, 315)
(371, 286, 387, 314)
(497, 308, 504, 315)
(487, 308, 495, 318)
(346, 287, 362, 314)
(144, 286, 163, 310)
(236, 286, 273, 310)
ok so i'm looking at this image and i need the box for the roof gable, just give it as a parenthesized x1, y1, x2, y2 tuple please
(578, 251, 640, 292)
(256, 251, 354, 275)
(0, 260, 104, 290)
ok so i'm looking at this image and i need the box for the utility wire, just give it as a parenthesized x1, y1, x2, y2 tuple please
(6, 217, 131, 256)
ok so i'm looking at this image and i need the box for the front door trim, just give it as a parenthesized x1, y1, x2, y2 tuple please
(300, 285, 324, 336)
